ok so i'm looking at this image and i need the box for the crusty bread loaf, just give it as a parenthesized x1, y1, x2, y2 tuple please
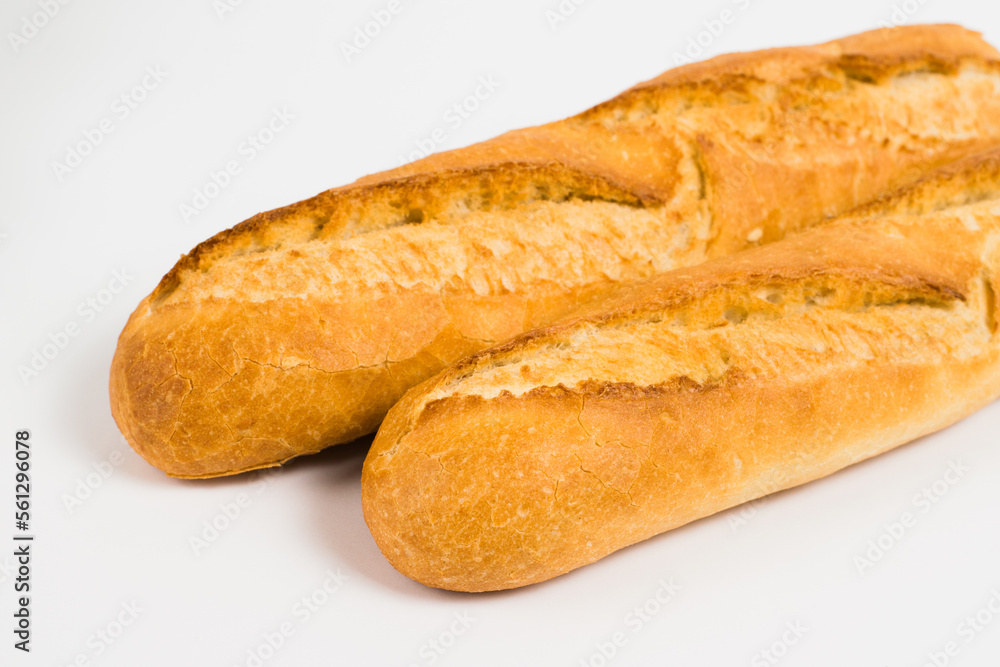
(361, 149, 1000, 592)
(111, 25, 1000, 478)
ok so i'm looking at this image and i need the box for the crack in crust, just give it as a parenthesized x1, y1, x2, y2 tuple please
(433, 268, 967, 396)
(152, 163, 659, 305)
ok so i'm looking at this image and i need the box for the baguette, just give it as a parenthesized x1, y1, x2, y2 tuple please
(361, 148, 1000, 592)
(111, 25, 1000, 478)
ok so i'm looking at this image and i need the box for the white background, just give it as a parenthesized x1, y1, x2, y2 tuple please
(2, 0, 1000, 665)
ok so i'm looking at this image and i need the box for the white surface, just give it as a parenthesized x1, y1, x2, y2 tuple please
(2, 1, 1000, 665)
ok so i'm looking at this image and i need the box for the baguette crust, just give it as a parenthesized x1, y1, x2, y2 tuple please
(112, 25, 1000, 477)
(362, 149, 1000, 591)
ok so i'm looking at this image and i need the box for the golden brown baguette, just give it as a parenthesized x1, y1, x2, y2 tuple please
(111, 25, 1000, 478)
(362, 148, 1000, 592)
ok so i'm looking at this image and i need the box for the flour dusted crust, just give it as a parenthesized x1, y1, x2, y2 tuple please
(362, 149, 1000, 591)
(111, 24, 1000, 477)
